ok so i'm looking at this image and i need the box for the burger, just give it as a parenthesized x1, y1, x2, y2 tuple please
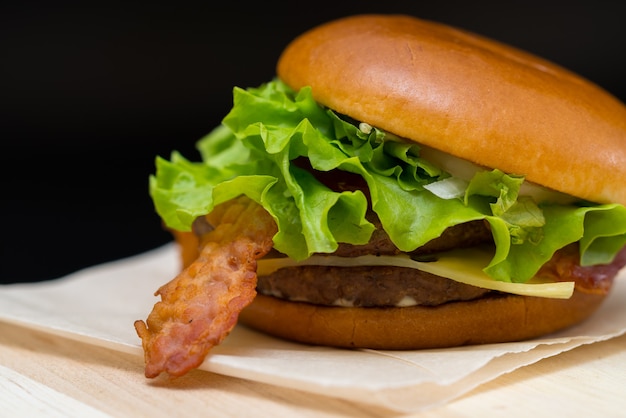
(138, 14, 626, 375)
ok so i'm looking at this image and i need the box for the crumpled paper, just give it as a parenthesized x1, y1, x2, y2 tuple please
(1, 244, 625, 413)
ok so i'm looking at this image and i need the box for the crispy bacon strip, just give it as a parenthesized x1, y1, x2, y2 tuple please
(538, 243, 626, 295)
(134, 196, 277, 378)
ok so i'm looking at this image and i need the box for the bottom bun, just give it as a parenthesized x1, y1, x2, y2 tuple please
(238, 291, 608, 349)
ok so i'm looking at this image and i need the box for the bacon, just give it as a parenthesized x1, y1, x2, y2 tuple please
(134, 196, 277, 378)
(538, 243, 626, 295)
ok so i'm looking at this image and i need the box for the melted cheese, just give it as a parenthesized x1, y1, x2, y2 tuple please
(257, 247, 574, 299)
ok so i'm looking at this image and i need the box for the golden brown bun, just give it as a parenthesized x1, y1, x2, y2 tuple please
(238, 291, 607, 349)
(277, 14, 626, 206)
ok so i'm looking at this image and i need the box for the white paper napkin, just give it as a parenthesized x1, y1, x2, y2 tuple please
(1, 244, 625, 413)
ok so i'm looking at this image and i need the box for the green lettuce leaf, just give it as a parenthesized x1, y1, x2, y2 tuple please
(150, 79, 626, 283)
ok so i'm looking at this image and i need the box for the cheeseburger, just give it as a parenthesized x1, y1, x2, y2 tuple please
(135, 14, 626, 378)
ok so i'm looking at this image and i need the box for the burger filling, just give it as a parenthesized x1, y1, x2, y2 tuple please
(256, 219, 495, 308)
(257, 265, 493, 307)
(256, 242, 626, 308)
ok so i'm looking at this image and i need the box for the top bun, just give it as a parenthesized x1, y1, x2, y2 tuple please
(277, 14, 626, 206)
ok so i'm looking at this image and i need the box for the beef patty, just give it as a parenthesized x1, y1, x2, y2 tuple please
(257, 264, 492, 307)
(257, 218, 496, 307)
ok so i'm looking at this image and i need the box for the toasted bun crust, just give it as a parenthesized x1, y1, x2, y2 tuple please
(239, 291, 607, 349)
(277, 14, 626, 206)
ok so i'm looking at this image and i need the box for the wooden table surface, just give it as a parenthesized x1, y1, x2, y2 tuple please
(1, 319, 625, 418)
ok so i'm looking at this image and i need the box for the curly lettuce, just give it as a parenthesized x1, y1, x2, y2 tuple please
(150, 80, 626, 283)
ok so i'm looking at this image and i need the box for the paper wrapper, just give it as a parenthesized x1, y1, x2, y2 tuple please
(1, 244, 625, 413)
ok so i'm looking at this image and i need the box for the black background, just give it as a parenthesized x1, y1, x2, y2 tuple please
(3, 1, 626, 283)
